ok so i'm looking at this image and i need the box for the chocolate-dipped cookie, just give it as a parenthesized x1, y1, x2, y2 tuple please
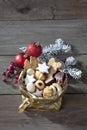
(45, 76, 56, 86)
(54, 72, 65, 86)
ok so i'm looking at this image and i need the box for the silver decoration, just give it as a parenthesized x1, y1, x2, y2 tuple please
(65, 56, 77, 66)
(68, 68, 82, 79)
(62, 44, 71, 53)
(39, 38, 71, 62)
(19, 47, 26, 52)
(42, 38, 71, 54)
(54, 38, 64, 49)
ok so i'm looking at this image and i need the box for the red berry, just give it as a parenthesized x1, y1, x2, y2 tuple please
(14, 70, 18, 75)
(15, 75, 19, 79)
(2, 78, 7, 82)
(10, 61, 15, 66)
(13, 79, 18, 84)
(1, 72, 6, 76)
(26, 42, 42, 57)
(9, 65, 14, 70)
(6, 68, 9, 71)
(7, 71, 11, 77)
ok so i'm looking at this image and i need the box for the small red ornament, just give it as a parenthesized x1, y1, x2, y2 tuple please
(14, 52, 26, 68)
(25, 42, 42, 57)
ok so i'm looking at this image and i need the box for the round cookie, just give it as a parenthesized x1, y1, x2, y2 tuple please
(50, 85, 57, 96)
(27, 68, 34, 75)
(43, 86, 53, 98)
(35, 71, 46, 80)
(26, 82, 36, 93)
(33, 89, 42, 97)
(35, 80, 45, 90)
(52, 83, 62, 96)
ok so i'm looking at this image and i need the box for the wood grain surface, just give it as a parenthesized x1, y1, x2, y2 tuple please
(0, 94, 87, 130)
(0, 0, 87, 20)
(0, 20, 87, 55)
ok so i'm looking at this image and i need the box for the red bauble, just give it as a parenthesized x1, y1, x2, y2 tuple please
(14, 53, 26, 68)
(26, 42, 42, 57)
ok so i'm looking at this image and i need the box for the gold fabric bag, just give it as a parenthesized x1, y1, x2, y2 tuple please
(18, 70, 68, 113)
(18, 57, 68, 113)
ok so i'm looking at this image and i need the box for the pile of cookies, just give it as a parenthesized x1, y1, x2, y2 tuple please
(24, 56, 66, 98)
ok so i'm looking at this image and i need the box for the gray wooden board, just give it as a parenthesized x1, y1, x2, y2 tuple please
(0, 0, 87, 20)
(0, 20, 87, 55)
(0, 94, 87, 130)
(0, 55, 87, 94)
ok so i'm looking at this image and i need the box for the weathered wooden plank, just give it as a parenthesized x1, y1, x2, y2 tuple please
(0, 55, 87, 94)
(55, 0, 87, 20)
(0, 94, 87, 130)
(0, 20, 87, 55)
(0, 0, 87, 20)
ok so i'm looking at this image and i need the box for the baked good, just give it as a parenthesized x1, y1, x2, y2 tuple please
(36, 62, 50, 73)
(25, 74, 36, 85)
(45, 76, 55, 86)
(35, 80, 45, 90)
(54, 72, 65, 86)
(24, 56, 39, 70)
(27, 68, 34, 75)
(50, 85, 57, 95)
(35, 71, 46, 81)
(26, 82, 36, 93)
(33, 89, 42, 97)
(43, 86, 53, 98)
(52, 83, 62, 96)
(48, 58, 62, 76)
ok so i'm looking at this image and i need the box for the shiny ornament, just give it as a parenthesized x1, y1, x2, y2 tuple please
(26, 42, 42, 57)
(14, 53, 26, 68)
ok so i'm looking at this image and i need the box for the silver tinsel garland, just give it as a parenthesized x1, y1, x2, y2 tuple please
(20, 38, 82, 79)
(39, 38, 71, 62)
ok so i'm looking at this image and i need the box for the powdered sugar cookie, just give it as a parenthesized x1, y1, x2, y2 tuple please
(26, 82, 36, 93)
(27, 68, 34, 75)
(36, 62, 50, 73)
(25, 74, 36, 85)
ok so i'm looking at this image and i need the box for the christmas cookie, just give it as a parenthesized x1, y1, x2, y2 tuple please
(45, 76, 55, 86)
(36, 62, 50, 73)
(43, 86, 54, 98)
(33, 89, 42, 97)
(35, 80, 45, 90)
(48, 58, 62, 76)
(26, 82, 36, 93)
(25, 74, 36, 85)
(50, 85, 57, 95)
(27, 68, 34, 75)
(35, 71, 47, 81)
(54, 72, 65, 86)
(24, 56, 39, 70)
(52, 83, 62, 96)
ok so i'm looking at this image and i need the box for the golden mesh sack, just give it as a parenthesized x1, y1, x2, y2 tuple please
(18, 57, 68, 113)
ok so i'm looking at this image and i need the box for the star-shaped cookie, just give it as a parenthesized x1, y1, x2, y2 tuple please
(36, 62, 50, 73)
(33, 89, 42, 97)
(25, 74, 36, 85)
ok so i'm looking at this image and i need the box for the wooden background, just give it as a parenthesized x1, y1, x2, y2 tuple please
(0, 0, 87, 129)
